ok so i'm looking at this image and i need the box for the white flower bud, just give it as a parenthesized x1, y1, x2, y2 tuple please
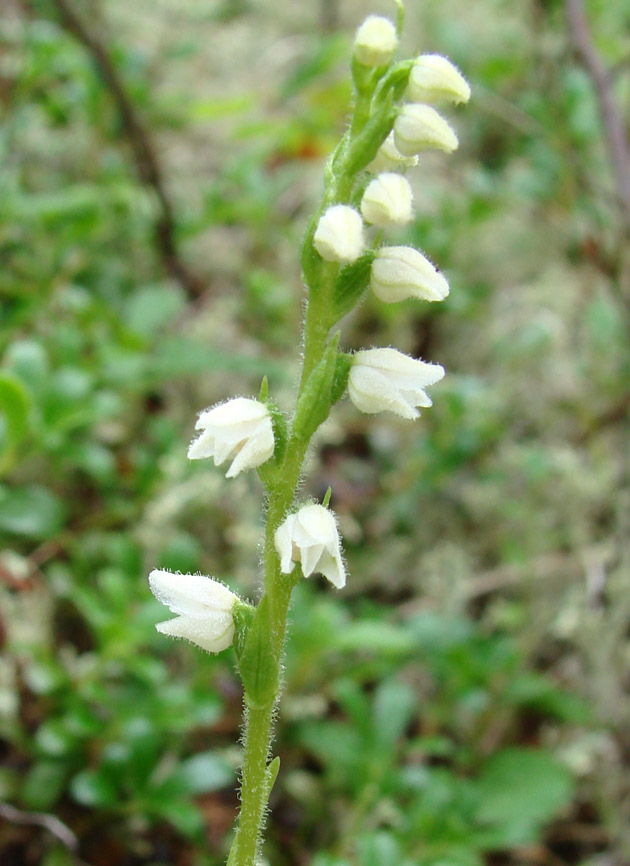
(148, 570, 238, 653)
(313, 205, 365, 264)
(360, 172, 413, 227)
(354, 15, 398, 67)
(368, 132, 419, 173)
(348, 347, 444, 419)
(394, 104, 458, 156)
(188, 397, 274, 478)
(371, 246, 449, 303)
(275, 503, 345, 589)
(408, 54, 471, 105)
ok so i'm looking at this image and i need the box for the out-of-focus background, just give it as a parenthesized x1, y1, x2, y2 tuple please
(1, 0, 629, 864)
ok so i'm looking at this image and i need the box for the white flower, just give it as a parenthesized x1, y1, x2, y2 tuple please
(394, 103, 458, 156)
(148, 569, 238, 653)
(408, 54, 471, 105)
(275, 504, 345, 589)
(313, 205, 365, 263)
(360, 172, 413, 227)
(348, 348, 444, 419)
(354, 15, 398, 67)
(368, 131, 419, 173)
(188, 397, 274, 478)
(371, 246, 449, 303)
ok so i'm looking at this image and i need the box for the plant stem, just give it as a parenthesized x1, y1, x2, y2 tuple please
(229, 58, 389, 864)
(229, 345, 326, 866)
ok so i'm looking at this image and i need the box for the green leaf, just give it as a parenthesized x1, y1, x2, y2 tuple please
(0, 372, 31, 469)
(238, 595, 278, 708)
(21, 762, 68, 811)
(373, 680, 416, 749)
(179, 751, 235, 794)
(70, 769, 118, 808)
(0, 485, 66, 539)
(293, 333, 340, 441)
(475, 748, 575, 845)
(125, 284, 186, 335)
(332, 253, 375, 320)
(262, 755, 280, 803)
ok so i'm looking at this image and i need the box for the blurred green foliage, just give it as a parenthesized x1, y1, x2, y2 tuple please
(1, 0, 629, 864)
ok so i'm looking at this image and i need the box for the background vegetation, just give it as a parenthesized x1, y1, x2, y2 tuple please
(1, 0, 629, 864)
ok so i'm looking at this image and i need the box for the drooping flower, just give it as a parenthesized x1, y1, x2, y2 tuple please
(348, 348, 444, 419)
(313, 205, 365, 263)
(187, 397, 274, 478)
(275, 503, 345, 589)
(408, 54, 471, 105)
(394, 103, 458, 156)
(353, 15, 398, 67)
(360, 172, 413, 227)
(368, 131, 419, 173)
(371, 246, 449, 303)
(148, 570, 239, 653)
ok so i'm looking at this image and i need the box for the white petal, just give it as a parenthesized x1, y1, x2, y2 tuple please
(316, 548, 346, 588)
(294, 504, 339, 547)
(408, 54, 471, 105)
(148, 570, 237, 616)
(371, 246, 450, 303)
(187, 428, 217, 460)
(354, 348, 445, 388)
(314, 205, 365, 264)
(156, 612, 235, 653)
(275, 514, 297, 574)
(225, 417, 275, 478)
(349, 366, 419, 419)
(196, 398, 268, 430)
(300, 543, 326, 577)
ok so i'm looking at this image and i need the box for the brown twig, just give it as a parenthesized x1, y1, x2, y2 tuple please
(0, 801, 79, 853)
(47, 0, 205, 298)
(565, 0, 630, 230)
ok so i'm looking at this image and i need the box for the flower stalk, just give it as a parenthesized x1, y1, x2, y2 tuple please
(146, 6, 470, 864)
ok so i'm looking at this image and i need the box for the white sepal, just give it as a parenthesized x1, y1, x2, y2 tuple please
(275, 503, 346, 589)
(348, 348, 444, 419)
(360, 172, 413, 227)
(394, 103, 458, 156)
(408, 54, 471, 105)
(313, 205, 365, 264)
(187, 397, 274, 478)
(148, 569, 238, 653)
(368, 132, 419, 173)
(371, 246, 449, 303)
(354, 15, 398, 67)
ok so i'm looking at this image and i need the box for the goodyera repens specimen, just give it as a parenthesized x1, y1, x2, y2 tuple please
(147, 6, 470, 864)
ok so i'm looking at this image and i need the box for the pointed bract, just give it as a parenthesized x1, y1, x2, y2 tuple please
(275, 503, 346, 589)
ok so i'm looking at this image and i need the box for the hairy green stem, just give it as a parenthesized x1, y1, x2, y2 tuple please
(228, 53, 395, 866)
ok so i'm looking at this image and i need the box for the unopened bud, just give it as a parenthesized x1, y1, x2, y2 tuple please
(360, 172, 413, 227)
(314, 205, 365, 264)
(354, 15, 398, 67)
(371, 245, 449, 303)
(408, 54, 471, 105)
(368, 131, 419, 173)
(394, 103, 458, 156)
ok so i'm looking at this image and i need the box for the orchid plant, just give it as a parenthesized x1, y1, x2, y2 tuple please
(148, 5, 470, 863)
